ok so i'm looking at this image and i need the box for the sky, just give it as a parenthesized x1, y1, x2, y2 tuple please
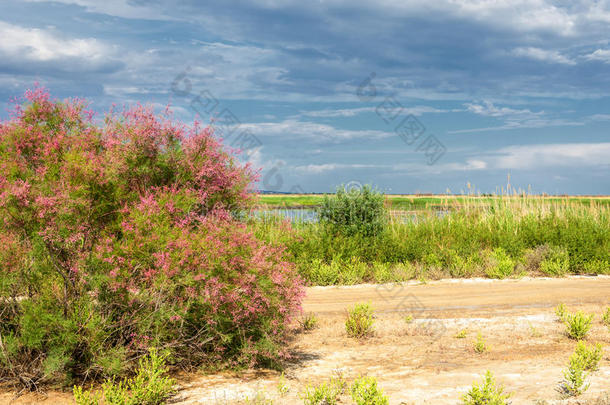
(1, 0, 609, 195)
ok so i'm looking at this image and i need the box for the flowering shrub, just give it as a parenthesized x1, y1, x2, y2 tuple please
(0, 87, 303, 387)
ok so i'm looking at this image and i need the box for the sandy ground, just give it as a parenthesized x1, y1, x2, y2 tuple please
(2, 275, 610, 404)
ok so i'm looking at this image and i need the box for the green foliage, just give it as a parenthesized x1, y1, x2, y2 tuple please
(602, 307, 610, 327)
(319, 185, 386, 237)
(555, 303, 567, 322)
(540, 246, 570, 276)
(461, 371, 511, 405)
(572, 341, 603, 371)
(485, 248, 515, 279)
(254, 195, 610, 286)
(560, 354, 590, 397)
(473, 333, 488, 354)
(350, 376, 389, 405)
(73, 349, 176, 405)
(301, 377, 345, 405)
(345, 303, 374, 339)
(564, 311, 594, 340)
(300, 313, 319, 331)
(455, 329, 468, 339)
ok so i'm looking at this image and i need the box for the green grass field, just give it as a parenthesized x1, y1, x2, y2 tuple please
(257, 194, 610, 210)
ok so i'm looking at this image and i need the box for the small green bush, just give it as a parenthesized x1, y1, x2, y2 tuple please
(540, 246, 570, 276)
(564, 311, 594, 340)
(572, 341, 603, 371)
(350, 376, 389, 405)
(301, 313, 319, 331)
(345, 303, 374, 338)
(473, 333, 488, 353)
(301, 377, 345, 405)
(461, 371, 510, 405)
(602, 307, 610, 327)
(319, 185, 386, 237)
(560, 354, 590, 397)
(73, 349, 176, 405)
(555, 303, 567, 322)
(485, 248, 514, 279)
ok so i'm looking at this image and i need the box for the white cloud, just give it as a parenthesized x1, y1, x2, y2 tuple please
(482, 143, 610, 170)
(293, 163, 384, 173)
(0, 21, 111, 62)
(465, 101, 543, 118)
(584, 49, 610, 63)
(239, 120, 393, 142)
(512, 47, 575, 65)
(298, 105, 450, 118)
(22, 0, 171, 20)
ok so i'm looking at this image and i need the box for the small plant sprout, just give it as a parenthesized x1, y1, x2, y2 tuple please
(560, 354, 590, 397)
(461, 371, 511, 405)
(528, 322, 542, 338)
(301, 313, 319, 331)
(473, 332, 488, 353)
(350, 376, 389, 405)
(572, 341, 603, 371)
(404, 314, 414, 323)
(564, 311, 594, 340)
(555, 303, 567, 322)
(277, 372, 289, 396)
(301, 377, 345, 405)
(455, 329, 468, 339)
(346, 303, 375, 338)
(602, 307, 610, 327)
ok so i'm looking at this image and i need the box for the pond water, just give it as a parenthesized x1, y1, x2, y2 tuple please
(251, 208, 451, 223)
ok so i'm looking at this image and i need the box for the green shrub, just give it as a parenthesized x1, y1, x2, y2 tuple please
(73, 349, 176, 405)
(301, 377, 345, 405)
(602, 307, 610, 327)
(572, 341, 603, 371)
(319, 185, 386, 237)
(560, 354, 590, 397)
(485, 248, 514, 279)
(473, 333, 488, 353)
(350, 376, 389, 405)
(0, 88, 304, 386)
(345, 303, 374, 338)
(300, 313, 319, 331)
(564, 311, 594, 340)
(540, 246, 570, 276)
(461, 371, 511, 405)
(555, 303, 567, 322)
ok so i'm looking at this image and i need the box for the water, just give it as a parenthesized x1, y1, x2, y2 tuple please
(251, 208, 450, 223)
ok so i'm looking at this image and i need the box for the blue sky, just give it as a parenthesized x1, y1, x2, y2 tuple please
(1, 0, 609, 194)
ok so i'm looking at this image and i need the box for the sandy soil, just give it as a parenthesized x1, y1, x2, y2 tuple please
(2, 276, 609, 404)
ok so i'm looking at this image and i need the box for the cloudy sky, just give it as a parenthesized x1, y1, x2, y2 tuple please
(1, 0, 609, 194)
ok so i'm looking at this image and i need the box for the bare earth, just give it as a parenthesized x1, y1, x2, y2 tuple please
(3, 276, 610, 404)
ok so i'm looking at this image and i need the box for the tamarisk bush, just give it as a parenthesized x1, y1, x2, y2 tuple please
(0, 88, 304, 387)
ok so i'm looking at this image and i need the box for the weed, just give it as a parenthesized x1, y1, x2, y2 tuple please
(345, 303, 374, 339)
(564, 311, 594, 340)
(74, 349, 176, 405)
(404, 315, 414, 324)
(473, 333, 488, 353)
(602, 307, 610, 327)
(277, 373, 289, 397)
(528, 323, 542, 338)
(350, 376, 389, 405)
(540, 246, 570, 276)
(560, 355, 590, 397)
(301, 313, 319, 331)
(301, 377, 345, 405)
(461, 370, 511, 405)
(485, 248, 515, 279)
(572, 341, 603, 371)
(455, 329, 468, 339)
(555, 303, 567, 322)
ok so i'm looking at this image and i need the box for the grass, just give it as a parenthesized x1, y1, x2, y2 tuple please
(300, 313, 319, 331)
(473, 333, 488, 353)
(563, 311, 595, 340)
(252, 194, 610, 286)
(345, 303, 375, 339)
(301, 377, 346, 405)
(461, 371, 511, 405)
(350, 376, 389, 405)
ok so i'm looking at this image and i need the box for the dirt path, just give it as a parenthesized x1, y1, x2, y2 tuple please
(3, 276, 610, 404)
